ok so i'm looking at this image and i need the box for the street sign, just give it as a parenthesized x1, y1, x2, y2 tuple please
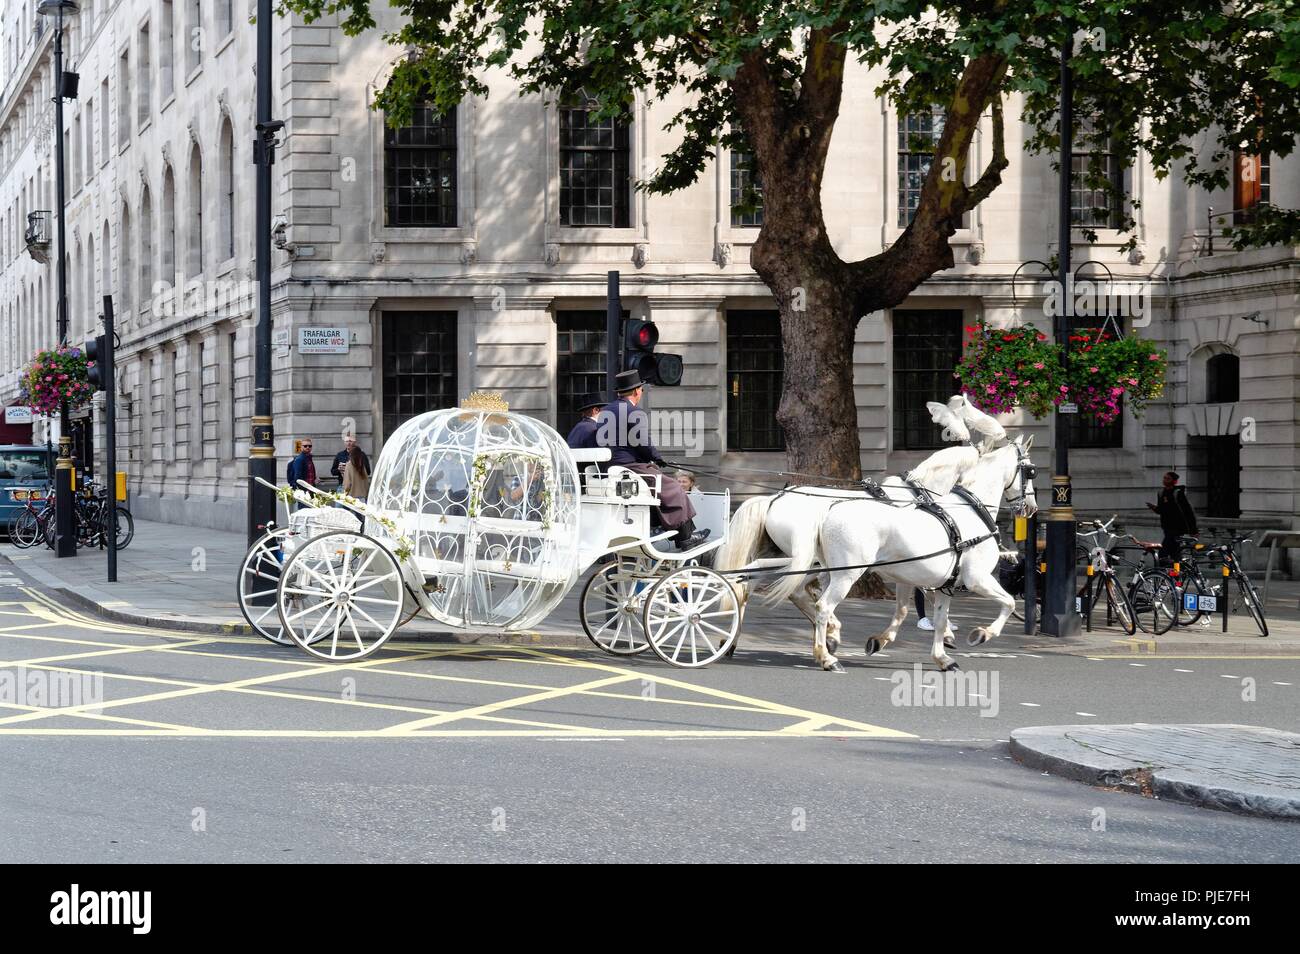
(1199, 595, 1217, 612)
(4, 406, 33, 424)
(1059, 403, 1078, 414)
(297, 327, 349, 354)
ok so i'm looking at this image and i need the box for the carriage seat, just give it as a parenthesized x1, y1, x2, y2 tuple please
(581, 463, 660, 505)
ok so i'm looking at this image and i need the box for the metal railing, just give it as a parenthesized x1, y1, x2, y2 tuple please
(1206, 203, 1270, 255)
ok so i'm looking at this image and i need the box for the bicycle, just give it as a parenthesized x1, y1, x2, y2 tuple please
(1075, 517, 1138, 636)
(8, 483, 55, 549)
(1174, 533, 1267, 636)
(1109, 534, 1179, 636)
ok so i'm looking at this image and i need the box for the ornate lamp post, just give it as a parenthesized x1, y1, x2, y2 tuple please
(37, 0, 80, 559)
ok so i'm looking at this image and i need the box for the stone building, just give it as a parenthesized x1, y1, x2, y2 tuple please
(0, 6, 1296, 568)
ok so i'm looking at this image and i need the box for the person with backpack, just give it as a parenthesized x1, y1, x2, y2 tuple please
(285, 439, 317, 509)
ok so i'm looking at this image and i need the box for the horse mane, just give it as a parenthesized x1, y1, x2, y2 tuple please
(906, 445, 979, 496)
(957, 441, 1016, 489)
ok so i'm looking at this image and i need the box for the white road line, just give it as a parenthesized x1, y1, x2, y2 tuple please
(1220, 674, 1239, 679)
(1019, 702, 1040, 707)
(1129, 663, 1146, 667)
(1076, 712, 1097, 717)
(1175, 668, 1194, 673)
(1274, 682, 1293, 686)
(873, 677, 891, 682)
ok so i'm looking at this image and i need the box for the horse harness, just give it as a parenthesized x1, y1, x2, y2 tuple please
(896, 474, 1000, 591)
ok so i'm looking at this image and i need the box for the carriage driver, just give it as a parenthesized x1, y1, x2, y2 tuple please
(598, 370, 709, 551)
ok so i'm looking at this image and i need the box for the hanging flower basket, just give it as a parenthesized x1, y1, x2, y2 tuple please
(18, 347, 95, 416)
(955, 321, 1166, 425)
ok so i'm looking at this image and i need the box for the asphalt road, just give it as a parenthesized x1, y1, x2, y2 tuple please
(1, 575, 1297, 862)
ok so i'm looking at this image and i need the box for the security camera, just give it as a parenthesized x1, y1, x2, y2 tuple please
(271, 214, 294, 253)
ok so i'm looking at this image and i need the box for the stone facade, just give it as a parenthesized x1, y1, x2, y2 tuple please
(0, 7, 1296, 571)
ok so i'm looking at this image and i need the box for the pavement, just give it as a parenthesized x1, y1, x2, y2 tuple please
(1011, 724, 1300, 820)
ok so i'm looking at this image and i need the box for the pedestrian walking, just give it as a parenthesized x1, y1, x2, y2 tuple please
(1147, 471, 1198, 564)
(331, 436, 370, 490)
(286, 439, 318, 509)
(341, 444, 371, 502)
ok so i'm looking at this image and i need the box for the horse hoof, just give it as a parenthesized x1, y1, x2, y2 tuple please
(865, 638, 881, 656)
(966, 627, 991, 647)
(827, 661, 846, 673)
(940, 661, 960, 672)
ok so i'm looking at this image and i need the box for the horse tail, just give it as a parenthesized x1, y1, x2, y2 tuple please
(761, 502, 824, 607)
(715, 496, 773, 584)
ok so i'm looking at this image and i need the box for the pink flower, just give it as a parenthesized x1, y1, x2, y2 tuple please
(1059, 385, 1069, 393)
(1089, 366, 1099, 373)
(986, 385, 997, 394)
(1148, 354, 1159, 361)
(1033, 362, 1044, 369)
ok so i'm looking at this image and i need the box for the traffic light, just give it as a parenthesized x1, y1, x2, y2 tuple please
(622, 319, 683, 386)
(85, 334, 107, 391)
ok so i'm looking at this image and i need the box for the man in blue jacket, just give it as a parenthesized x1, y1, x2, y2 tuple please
(566, 393, 605, 449)
(285, 439, 318, 509)
(596, 370, 708, 550)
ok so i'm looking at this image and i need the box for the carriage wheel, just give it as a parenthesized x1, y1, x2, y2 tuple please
(642, 565, 741, 668)
(238, 527, 298, 645)
(580, 559, 650, 655)
(277, 530, 405, 661)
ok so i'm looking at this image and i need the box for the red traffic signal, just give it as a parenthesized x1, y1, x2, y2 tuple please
(624, 318, 659, 353)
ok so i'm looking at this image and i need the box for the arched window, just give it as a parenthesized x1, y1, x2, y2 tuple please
(120, 203, 132, 312)
(188, 143, 203, 276)
(1206, 352, 1240, 404)
(101, 220, 111, 301)
(162, 165, 176, 283)
(140, 186, 154, 305)
(85, 233, 96, 335)
(218, 118, 234, 261)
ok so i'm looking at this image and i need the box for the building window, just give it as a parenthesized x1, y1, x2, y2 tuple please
(382, 312, 458, 440)
(1071, 122, 1124, 228)
(217, 0, 233, 38)
(119, 203, 131, 312)
(137, 23, 151, 126)
(162, 165, 176, 281)
(160, 1, 174, 100)
(139, 186, 154, 303)
(1067, 318, 1124, 448)
(1206, 352, 1240, 404)
(383, 101, 456, 228)
(729, 148, 763, 228)
(727, 311, 785, 452)
(187, 145, 203, 276)
(100, 79, 109, 161)
(892, 310, 964, 450)
(897, 110, 944, 227)
(1188, 435, 1241, 519)
(555, 311, 608, 438)
(559, 93, 630, 228)
(1233, 150, 1270, 226)
(186, 0, 201, 74)
(117, 50, 130, 149)
(219, 118, 235, 260)
(227, 330, 237, 458)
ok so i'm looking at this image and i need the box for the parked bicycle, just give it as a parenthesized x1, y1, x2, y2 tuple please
(1171, 532, 1267, 636)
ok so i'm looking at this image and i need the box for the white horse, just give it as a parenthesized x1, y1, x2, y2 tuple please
(814, 437, 1037, 671)
(715, 443, 981, 662)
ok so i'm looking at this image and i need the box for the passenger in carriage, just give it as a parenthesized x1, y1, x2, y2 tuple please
(597, 370, 709, 551)
(566, 393, 605, 449)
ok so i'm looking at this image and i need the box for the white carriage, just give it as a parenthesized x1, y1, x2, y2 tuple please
(237, 397, 740, 667)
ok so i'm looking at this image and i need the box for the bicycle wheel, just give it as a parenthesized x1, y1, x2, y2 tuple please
(10, 509, 40, 548)
(1234, 572, 1268, 637)
(1174, 571, 1205, 625)
(1104, 575, 1137, 635)
(1129, 570, 1177, 636)
(111, 507, 134, 549)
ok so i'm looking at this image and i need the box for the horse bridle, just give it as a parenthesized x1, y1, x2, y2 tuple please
(1005, 443, 1037, 515)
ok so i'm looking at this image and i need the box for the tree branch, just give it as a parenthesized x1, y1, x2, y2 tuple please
(961, 91, 1007, 213)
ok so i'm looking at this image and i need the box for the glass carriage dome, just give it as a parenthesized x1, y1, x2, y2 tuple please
(365, 392, 583, 630)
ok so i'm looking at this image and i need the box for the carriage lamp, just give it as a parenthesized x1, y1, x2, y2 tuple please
(616, 476, 640, 499)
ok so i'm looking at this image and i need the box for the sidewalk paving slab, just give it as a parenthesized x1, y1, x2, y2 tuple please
(1010, 724, 1300, 819)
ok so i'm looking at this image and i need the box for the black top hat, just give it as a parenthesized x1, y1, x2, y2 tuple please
(576, 392, 606, 413)
(614, 369, 644, 393)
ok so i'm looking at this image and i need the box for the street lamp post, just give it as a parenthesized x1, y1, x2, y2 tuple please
(247, 0, 280, 545)
(1042, 27, 1078, 636)
(38, 0, 80, 559)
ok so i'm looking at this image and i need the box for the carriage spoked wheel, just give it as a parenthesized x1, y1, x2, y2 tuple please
(276, 530, 405, 661)
(580, 559, 651, 655)
(641, 565, 741, 668)
(237, 527, 299, 646)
